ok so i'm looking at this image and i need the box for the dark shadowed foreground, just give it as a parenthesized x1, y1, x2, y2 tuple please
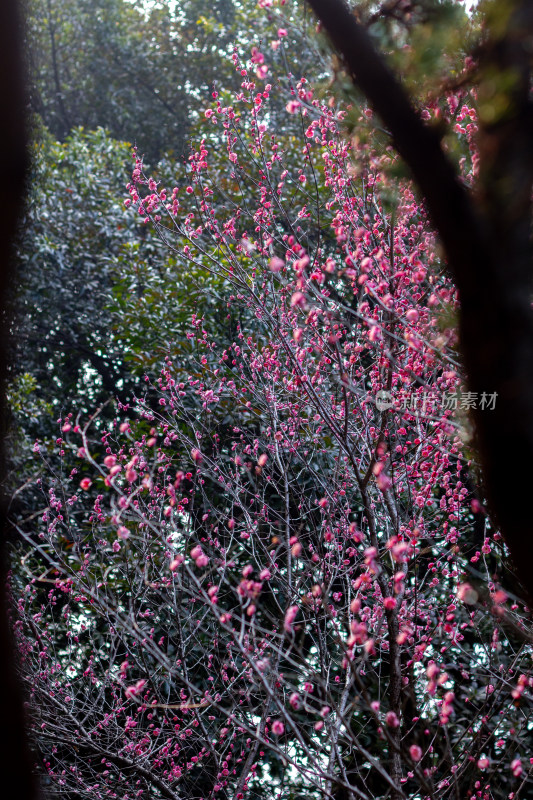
(0, 1, 36, 797)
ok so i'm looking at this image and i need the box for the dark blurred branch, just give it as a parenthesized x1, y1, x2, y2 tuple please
(306, 0, 533, 603)
(0, 0, 38, 798)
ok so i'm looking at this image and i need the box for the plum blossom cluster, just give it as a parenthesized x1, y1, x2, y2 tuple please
(16, 43, 533, 800)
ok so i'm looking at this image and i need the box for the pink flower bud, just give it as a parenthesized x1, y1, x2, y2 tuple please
(169, 555, 184, 571)
(377, 472, 392, 491)
(286, 100, 300, 114)
(290, 327, 305, 348)
(284, 605, 298, 632)
(457, 583, 478, 604)
(268, 256, 284, 272)
(191, 448, 203, 464)
(125, 679, 146, 699)
(410, 745, 423, 762)
(290, 291, 306, 309)
(426, 662, 439, 679)
(289, 692, 301, 710)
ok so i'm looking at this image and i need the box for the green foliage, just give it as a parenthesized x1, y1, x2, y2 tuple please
(27, 0, 240, 161)
(16, 126, 136, 401)
(11, 127, 156, 497)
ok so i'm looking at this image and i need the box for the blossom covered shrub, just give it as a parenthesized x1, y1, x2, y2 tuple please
(15, 43, 533, 800)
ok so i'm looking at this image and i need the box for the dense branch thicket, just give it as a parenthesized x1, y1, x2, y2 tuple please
(13, 40, 533, 799)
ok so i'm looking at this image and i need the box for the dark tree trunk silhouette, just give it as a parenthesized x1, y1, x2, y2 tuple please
(306, 0, 533, 604)
(0, 1, 36, 797)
